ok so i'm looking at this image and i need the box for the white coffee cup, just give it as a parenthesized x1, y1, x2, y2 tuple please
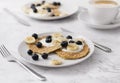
(81, 0, 120, 25)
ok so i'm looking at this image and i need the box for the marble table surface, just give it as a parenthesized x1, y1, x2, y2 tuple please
(0, 0, 120, 83)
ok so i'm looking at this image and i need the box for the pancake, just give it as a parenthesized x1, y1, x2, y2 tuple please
(56, 43, 90, 60)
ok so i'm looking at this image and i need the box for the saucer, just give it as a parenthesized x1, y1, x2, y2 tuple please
(78, 11, 120, 29)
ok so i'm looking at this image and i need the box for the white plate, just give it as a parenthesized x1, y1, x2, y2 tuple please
(18, 32, 94, 67)
(22, 0, 79, 20)
(78, 10, 120, 29)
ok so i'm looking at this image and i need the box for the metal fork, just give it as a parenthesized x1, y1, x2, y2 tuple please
(0, 45, 46, 81)
(60, 27, 112, 53)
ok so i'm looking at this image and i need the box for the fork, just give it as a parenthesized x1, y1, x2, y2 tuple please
(0, 45, 46, 81)
(60, 27, 112, 53)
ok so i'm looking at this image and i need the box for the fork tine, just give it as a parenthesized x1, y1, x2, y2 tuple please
(0, 45, 6, 57)
(2, 45, 11, 55)
(0, 48, 5, 57)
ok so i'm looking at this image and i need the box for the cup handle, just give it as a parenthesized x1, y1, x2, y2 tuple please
(112, 7, 120, 23)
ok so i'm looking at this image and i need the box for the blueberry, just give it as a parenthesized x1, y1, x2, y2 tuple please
(36, 42, 42, 48)
(36, 4, 41, 6)
(42, 1, 45, 4)
(46, 35, 52, 39)
(46, 38, 52, 43)
(30, 4, 37, 13)
(32, 8, 38, 13)
(27, 49, 33, 55)
(57, 2, 61, 6)
(61, 41, 68, 48)
(31, 4, 35, 8)
(47, 8, 51, 12)
(32, 54, 39, 61)
(66, 35, 72, 39)
(69, 40, 75, 43)
(53, 2, 58, 6)
(41, 53, 48, 59)
(51, 14, 55, 17)
(76, 41, 82, 45)
(32, 33, 38, 39)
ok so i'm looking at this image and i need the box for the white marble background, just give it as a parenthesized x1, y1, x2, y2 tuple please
(0, 0, 120, 83)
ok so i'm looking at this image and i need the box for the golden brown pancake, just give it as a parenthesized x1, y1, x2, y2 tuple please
(56, 44, 89, 60)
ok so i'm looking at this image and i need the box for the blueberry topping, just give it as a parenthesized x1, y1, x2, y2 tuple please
(47, 8, 51, 12)
(66, 35, 72, 39)
(61, 41, 68, 48)
(32, 8, 38, 13)
(46, 35, 52, 39)
(41, 53, 48, 59)
(51, 14, 55, 17)
(32, 54, 39, 61)
(27, 49, 33, 55)
(69, 40, 75, 43)
(76, 41, 82, 45)
(53, 2, 61, 6)
(30, 4, 37, 13)
(32, 33, 38, 39)
(57, 2, 61, 6)
(53, 2, 58, 6)
(36, 4, 41, 6)
(31, 4, 35, 8)
(42, 1, 45, 4)
(46, 38, 52, 43)
(36, 42, 42, 48)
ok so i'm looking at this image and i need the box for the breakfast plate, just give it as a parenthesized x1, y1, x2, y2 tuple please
(22, 0, 79, 20)
(18, 32, 94, 67)
(78, 10, 120, 29)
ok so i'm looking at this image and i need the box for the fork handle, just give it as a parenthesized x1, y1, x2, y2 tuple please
(16, 60, 46, 81)
(93, 42, 112, 53)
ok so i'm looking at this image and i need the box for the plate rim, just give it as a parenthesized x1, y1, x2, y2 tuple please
(18, 32, 95, 67)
